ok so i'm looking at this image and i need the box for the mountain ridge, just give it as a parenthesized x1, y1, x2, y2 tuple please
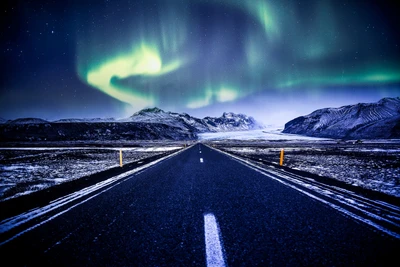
(121, 107, 263, 133)
(283, 97, 400, 139)
(0, 108, 263, 141)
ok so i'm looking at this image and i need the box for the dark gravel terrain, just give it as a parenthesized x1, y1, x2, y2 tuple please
(212, 140, 400, 197)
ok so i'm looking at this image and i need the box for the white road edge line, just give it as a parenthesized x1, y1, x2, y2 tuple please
(204, 213, 226, 267)
(0, 145, 192, 245)
(207, 145, 400, 240)
(200, 158, 204, 163)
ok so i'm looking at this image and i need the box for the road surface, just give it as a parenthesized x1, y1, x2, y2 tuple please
(0, 144, 398, 266)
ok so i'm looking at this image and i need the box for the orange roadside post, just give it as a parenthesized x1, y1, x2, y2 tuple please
(119, 149, 123, 167)
(280, 149, 284, 166)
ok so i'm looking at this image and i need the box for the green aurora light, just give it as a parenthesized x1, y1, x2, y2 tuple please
(76, 0, 400, 114)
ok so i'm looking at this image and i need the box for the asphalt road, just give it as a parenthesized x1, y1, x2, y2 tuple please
(0, 144, 398, 266)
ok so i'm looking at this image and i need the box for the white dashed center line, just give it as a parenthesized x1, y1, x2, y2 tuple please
(200, 158, 204, 163)
(204, 213, 226, 267)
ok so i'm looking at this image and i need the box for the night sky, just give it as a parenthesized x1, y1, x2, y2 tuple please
(1, 0, 399, 125)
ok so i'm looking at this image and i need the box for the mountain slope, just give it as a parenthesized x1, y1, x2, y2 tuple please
(54, 118, 116, 123)
(124, 107, 263, 133)
(283, 97, 400, 139)
(203, 112, 261, 131)
(0, 122, 196, 141)
(0, 108, 262, 141)
(8, 118, 49, 124)
(121, 107, 206, 132)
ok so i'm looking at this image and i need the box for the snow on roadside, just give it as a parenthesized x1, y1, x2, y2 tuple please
(222, 144, 400, 197)
(0, 146, 182, 201)
(0, 146, 183, 151)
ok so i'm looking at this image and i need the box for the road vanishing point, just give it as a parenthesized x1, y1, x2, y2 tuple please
(0, 144, 399, 266)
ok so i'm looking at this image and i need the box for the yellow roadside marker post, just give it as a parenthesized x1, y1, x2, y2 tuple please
(120, 149, 123, 167)
(280, 149, 284, 166)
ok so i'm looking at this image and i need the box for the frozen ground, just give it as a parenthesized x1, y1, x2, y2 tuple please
(0, 146, 182, 201)
(201, 128, 400, 198)
(217, 142, 400, 197)
(198, 128, 330, 141)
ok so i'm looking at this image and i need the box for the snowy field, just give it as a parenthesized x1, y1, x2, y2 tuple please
(198, 128, 331, 141)
(0, 146, 182, 201)
(217, 143, 400, 197)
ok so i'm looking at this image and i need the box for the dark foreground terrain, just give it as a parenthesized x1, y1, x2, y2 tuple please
(0, 144, 399, 266)
(0, 142, 185, 201)
(212, 140, 400, 197)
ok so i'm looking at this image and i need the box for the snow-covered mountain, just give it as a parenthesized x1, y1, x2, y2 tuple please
(0, 108, 262, 141)
(283, 97, 400, 139)
(203, 112, 261, 132)
(124, 107, 263, 133)
(121, 107, 207, 132)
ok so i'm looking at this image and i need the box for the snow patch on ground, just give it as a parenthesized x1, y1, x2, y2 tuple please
(198, 128, 330, 141)
(221, 143, 400, 197)
(0, 146, 182, 201)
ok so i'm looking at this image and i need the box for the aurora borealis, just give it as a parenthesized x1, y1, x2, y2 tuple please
(1, 0, 400, 124)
